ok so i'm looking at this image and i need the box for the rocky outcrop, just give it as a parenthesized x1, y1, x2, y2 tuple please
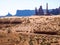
(0, 15, 60, 45)
(0, 16, 60, 34)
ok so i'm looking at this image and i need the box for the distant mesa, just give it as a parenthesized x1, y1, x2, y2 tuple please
(35, 3, 60, 15)
(38, 5, 44, 15)
(50, 7, 60, 15)
(5, 3, 60, 17)
(15, 10, 35, 16)
(35, 3, 50, 15)
(45, 3, 50, 15)
(6, 13, 12, 16)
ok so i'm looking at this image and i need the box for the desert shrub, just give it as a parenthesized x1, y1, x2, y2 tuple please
(29, 39, 33, 45)
(7, 28, 11, 33)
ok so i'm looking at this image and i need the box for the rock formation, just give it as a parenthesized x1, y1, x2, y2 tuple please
(0, 15, 60, 45)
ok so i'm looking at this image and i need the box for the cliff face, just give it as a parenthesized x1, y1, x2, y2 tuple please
(0, 15, 60, 45)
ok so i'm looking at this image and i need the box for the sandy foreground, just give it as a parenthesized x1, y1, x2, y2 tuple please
(0, 15, 60, 45)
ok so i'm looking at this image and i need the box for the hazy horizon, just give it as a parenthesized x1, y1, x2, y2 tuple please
(0, 0, 60, 16)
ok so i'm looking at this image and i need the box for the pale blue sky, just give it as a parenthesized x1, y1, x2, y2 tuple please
(0, 0, 60, 16)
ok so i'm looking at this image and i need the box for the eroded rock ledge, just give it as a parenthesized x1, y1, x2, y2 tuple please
(0, 16, 60, 34)
(0, 15, 60, 45)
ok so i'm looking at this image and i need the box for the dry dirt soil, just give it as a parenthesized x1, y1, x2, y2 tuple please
(0, 15, 60, 45)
